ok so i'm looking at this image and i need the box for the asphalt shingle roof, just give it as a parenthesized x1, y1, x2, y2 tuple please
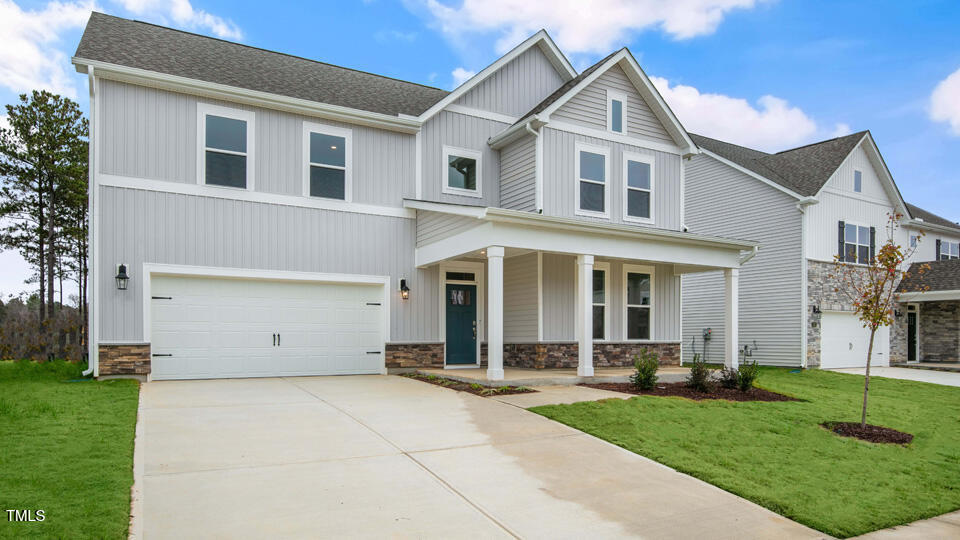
(690, 131, 867, 197)
(898, 259, 960, 293)
(74, 12, 449, 117)
(905, 203, 960, 232)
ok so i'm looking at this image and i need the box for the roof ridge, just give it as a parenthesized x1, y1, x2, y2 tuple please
(772, 130, 868, 155)
(88, 12, 449, 93)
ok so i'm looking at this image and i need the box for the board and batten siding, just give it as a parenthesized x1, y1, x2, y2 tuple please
(540, 127, 682, 229)
(98, 186, 438, 344)
(416, 211, 480, 247)
(681, 154, 804, 366)
(499, 135, 537, 212)
(552, 64, 674, 146)
(420, 110, 505, 207)
(98, 79, 416, 207)
(503, 253, 539, 342)
(454, 45, 566, 117)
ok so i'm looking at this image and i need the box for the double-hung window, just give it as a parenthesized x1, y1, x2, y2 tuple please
(303, 122, 352, 201)
(575, 142, 610, 217)
(607, 90, 626, 134)
(841, 222, 873, 264)
(623, 152, 654, 223)
(442, 146, 482, 198)
(940, 240, 960, 260)
(623, 264, 654, 341)
(591, 262, 610, 340)
(198, 104, 255, 189)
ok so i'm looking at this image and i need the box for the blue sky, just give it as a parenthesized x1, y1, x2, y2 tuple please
(0, 0, 959, 298)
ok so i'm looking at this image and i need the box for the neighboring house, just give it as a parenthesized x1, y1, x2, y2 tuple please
(74, 13, 757, 381)
(897, 259, 960, 363)
(682, 131, 960, 368)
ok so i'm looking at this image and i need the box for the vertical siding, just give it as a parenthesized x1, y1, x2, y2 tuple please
(416, 211, 480, 246)
(542, 253, 575, 340)
(681, 154, 804, 366)
(503, 253, 539, 342)
(454, 45, 566, 116)
(499, 135, 537, 211)
(540, 127, 681, 229)
(99, 80, 415, 206)
(98, 186, 437, 343)
(420, 111, 505, 207)
(552, 64, 674, 146)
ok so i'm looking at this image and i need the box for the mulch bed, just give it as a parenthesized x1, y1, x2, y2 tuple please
(822, 421, 914, 444)
(579, 382, 799, 402)
(401, 372, 537, 397)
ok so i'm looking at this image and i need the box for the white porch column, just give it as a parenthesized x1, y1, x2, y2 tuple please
(724, 268, 739, 369)
(577, 254, 595, 377)
(487, 246, 505, 381)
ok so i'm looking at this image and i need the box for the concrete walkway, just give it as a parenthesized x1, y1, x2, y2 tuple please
(854, 509, 960, 539)
(829, 367, 960, 387)
(135, 375, 822, 539)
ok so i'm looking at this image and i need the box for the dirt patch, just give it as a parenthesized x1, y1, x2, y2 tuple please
(822, 421, 913, 444)
(579, 382, 799, 402)
(401, 372, 537, 397)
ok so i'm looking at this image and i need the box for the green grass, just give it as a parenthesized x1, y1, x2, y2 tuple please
(531, 367, 960, 538)
(0, 361, 140, 539)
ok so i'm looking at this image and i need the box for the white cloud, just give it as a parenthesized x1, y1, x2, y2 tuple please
(651, 76, 819, 151)
(113, 0, 242, 40)
(830, 123, 852, 138)
(451, 67, 476, 88)
(422, 0, 763, 54)
(930, 66, 960, 135)
(0, 0, 96, 98)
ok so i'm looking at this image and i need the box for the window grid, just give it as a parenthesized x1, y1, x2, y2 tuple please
(843, 223, 871, 265)
(941, 241, 960, 260)
(574, 142, 610, 218)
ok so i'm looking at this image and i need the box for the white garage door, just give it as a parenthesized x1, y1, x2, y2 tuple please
(821, 312, 889, 369)
(149, 275, 385, 380)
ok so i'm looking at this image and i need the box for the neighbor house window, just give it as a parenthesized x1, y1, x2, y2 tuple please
(940, 241, 960, 260)
(198, 104, 255, 189)
(607, 90, 626, 134)
(303, 122, 351, 201)
(623, 153, 654, 223)
(592, 263, 610, 340)
(442, 146, 482, 198)
(624, 265, 653, 341)
(910, 235, 919, 248)
(842, 222, 872, 264)
(575, 142, 610, 217)
(854, 170, 862, 193)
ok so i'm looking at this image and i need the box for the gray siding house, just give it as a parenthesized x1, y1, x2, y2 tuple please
(76, 13, 757, 381)
(682, 132, 960, 368)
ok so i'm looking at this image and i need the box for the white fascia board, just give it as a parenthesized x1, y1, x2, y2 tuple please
(905, 219, 960, 236)
(73, 58, 422, 134)
(488, 116, 545, 149)
(897, 289, 960, 302)
(700, 149, 806, 201)
(416, 30, 576, 123)
(402, 199, 487, 218)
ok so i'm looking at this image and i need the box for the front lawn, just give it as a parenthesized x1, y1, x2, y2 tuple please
(0, 361, 140, 539)
(531, 368, 960, 538)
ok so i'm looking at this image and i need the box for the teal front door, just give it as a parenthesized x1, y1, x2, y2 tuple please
(445, 283, 477, 365)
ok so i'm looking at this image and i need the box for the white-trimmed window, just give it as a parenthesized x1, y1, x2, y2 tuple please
(910, 234, 919, 248)
(940, 240, 960, 260)
(622, 152, 655, 223)
(197, 103, 255, 189)
(606, 90, 626, 134)
(574, 142, 610, 218)
(842, 221, 872, 264)
(592, 262, 610, 340)
(623, 264, 654, 341)
(442, 146, 482, 198)
(303, 122, 352, 201)
(853, 170, 862, 193)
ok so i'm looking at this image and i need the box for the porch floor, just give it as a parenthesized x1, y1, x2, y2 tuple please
(417, 366, 690, 387)
(892, 362, 960, 372)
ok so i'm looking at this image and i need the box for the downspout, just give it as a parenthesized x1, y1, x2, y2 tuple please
(82, 66, 96, 377)
(524, 119, 543, 213)
(796, 196, 818, 369)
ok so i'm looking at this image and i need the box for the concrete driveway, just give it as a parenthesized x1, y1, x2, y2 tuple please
(829, 367, 960, 387)
(135, 376, 821, 539)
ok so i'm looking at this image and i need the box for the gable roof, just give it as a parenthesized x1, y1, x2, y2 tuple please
(904, 203, 960, 233)
(515, 50, 620, 123)
(74, 12, 449, 117)
(898, 259, 960, 293)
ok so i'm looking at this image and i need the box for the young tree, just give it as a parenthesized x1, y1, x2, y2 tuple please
(830, 213, 929, 427)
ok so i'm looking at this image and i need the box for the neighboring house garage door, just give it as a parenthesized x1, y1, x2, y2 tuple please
(149, 275, 384, 380)
(820, 312, 889, 369)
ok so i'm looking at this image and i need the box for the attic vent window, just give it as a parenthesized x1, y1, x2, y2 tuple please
(853, 170, 862, 193)
(607, 90, 626, 134)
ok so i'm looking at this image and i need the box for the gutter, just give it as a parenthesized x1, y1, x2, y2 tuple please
(738, 245, 760, 265)
(487, 115, 546, 149)
(905, 218, 960, 236)
(795, 197, 819, 212)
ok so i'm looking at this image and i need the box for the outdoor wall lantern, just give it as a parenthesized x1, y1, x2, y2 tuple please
(115, 264, 130, 291)
(399, 278, 410, 300)
(894, 309, 903, 318)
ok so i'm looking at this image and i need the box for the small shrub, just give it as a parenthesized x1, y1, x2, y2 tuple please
(738, 360, 760, 392)
(629, 348, 660, 391)
(717, 367, 739, 389)
(469, 383, 483, 391)
(685, 353, 713, 393)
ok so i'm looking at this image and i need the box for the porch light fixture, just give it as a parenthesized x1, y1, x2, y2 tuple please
(115, 264, 130, 291)
(399, 279, 410, 300)
(894, 309, 903, 318)
(812, 305, 821, 315)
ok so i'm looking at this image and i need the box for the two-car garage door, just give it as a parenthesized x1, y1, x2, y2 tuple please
(820, 312, 889, 369)
(150, 275, 385, 380)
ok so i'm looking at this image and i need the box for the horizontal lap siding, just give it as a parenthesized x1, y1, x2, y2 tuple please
(416, 211, 479, 246)
(681, 154, 803, 366)
(454, 46, 566, 117)
(98, 186, 438, 344)
(504, 253, 539, 342)
(99, 79, 415, 206)
(499, 136, 537, 212)
(420, 111, 505, 207)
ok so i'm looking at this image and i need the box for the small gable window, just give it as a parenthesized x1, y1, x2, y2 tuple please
(575, 142, 610, 217)
(198, 104, 255, 189)
(303, 122, 352, 201)
(854, 170, 862, 193)
(607, 90, 626, 134)
(442, 145, 482, 198)
(623, 152, 654, 223)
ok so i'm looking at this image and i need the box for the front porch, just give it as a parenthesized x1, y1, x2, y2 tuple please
(418, 366, 691, 387)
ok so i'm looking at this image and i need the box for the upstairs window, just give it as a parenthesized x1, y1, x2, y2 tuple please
(198, 104, 255, 189)
(940, 240, 960, 260)
(623, 153, 654, 223)
(575, 142, 610, 217)
(624, 265, 653, 341)
(839, 221, 874, 264)
(442, 146, 482, 198)
(854, 170, 862, 193)
(607, 90, 626, 134)
(304, 122, 351, 201)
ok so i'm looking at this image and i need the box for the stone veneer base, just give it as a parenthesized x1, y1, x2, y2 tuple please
(98, 343, 151, 377)
(388, 341, 680, 369)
